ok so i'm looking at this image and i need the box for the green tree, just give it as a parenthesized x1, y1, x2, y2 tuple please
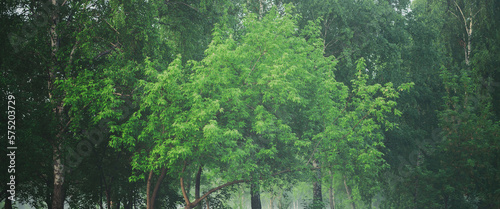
(109, 5, 413, 209)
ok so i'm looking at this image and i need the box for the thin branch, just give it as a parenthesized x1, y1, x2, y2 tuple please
(189, 179, 247, 207)
(472, 8, 482, 18)
(112, 92, 131, 97)
(68, 41, 79, 65)
(186, 165, 323, 209)
(94, 43, 120, 60)
(449, 10, 460, 20)
(249, 51, 265, 77)
(105, 19, 120, 34)
(453, 0, 469, 34)
(175, 2, 200, 13)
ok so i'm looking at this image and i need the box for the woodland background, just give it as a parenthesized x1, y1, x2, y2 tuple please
(1, 0, 499, 208)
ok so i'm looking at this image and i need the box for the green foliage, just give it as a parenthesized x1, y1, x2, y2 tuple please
(3, 0, 499, 208)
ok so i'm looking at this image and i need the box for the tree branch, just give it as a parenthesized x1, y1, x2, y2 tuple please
(105, 19, 120, 34)
(181, 162, 191, 206)
(68, 40, 79, 65)
(189, 179, 247, 208)
(185, 166, 323, 209)
(165, 1, 200, 13)
(249, 51, 265, 77)
(94, 43, 120, 60)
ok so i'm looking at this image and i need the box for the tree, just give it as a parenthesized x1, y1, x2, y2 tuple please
(108, 5, 413, 209)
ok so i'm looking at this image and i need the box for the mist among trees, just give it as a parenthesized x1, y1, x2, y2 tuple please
(1, 0, 499, 208)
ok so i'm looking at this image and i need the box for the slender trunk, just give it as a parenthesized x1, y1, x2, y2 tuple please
(146, 168, 166, 209)
(328, 170, 334, 209)
(343, 176, 355, 209)
(312, 160, 322, 209)
(452, 0, 475, 66)
(259, 0, 263, 20)
(329, 182, 335, 209)
(465, 8, 472, 66)
(181, 169, 192, 209)
(146, 171, 153, 209)
(132, 190, 136, 209)
(99, 175, 104, 209)
(52, 144, 65, 209)
(413, 152, 421, 209)
(104, 174, 112, 209)
(463, 33, 470, 66)
(105, 188, 111, 209)
(251, 183, 262, 209)
(123, 190, 133, 209)
(195, 165, 203, 209)
(466, 32, 471, 66)
(111, 181, 120, 209)
(269, 195, 274, 209)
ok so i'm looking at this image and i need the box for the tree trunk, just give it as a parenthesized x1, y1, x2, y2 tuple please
(146, 168, 166, 209)
(259, 0, 263, 20)
(312, 160, 322, 209)
(451, 0, 477, 66)
(413, 152, 421, 209)
(151, 168, 166, 209)
(111, 187, 120, 209)
(251, 183, 262, 209)
(146, 171, 153, 209)
(343, 176, 355, 209)
(195, 165, 203, 209)
(49, 0, 65, 208)
(52, 144, 65, 209)
(328, 170, 335, 209)
(105, 188, 111, 209)
(123, 190, 133, 209)
(329, 181, 335, 209)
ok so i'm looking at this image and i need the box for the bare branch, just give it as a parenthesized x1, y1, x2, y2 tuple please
(453, 0, 467, 26)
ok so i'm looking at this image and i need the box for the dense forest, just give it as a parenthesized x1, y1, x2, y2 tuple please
(1, 0, 499, 208)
